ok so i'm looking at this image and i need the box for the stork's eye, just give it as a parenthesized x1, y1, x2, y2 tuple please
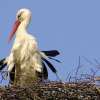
(17, 13, 24, 21)
(17, 11, 24, 20)
(18, 14, 21, 19)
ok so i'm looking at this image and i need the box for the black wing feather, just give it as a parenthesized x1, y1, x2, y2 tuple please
(42, 58, 57, 73)
(42, 50, 60, 57)
(10, 65, 15, 82)
(42, 61, 48, 79)
(48, 57, 61, 63)
(0, 58, 7, 70)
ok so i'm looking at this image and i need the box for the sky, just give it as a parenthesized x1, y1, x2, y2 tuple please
(0, 0, 100, 84)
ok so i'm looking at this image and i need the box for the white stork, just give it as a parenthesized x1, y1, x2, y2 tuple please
(1, 8, 61, 86)
(6, 8, 44, 86)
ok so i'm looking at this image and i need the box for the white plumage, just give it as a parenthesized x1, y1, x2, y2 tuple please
(6, 8, 43, 86)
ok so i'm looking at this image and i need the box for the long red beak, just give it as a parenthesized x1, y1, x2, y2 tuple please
(8, 20, 21, 42)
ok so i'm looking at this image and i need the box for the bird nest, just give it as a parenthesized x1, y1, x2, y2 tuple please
(0, 81, 100, 100)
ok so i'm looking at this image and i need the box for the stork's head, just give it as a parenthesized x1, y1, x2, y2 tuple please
(8, 8, 32, 41)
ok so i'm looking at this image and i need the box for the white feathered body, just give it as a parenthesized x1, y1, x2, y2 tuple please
(6, 32, 43, 86)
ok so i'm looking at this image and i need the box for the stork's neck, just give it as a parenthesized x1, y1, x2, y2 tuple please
(16, 20, 29, 37)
